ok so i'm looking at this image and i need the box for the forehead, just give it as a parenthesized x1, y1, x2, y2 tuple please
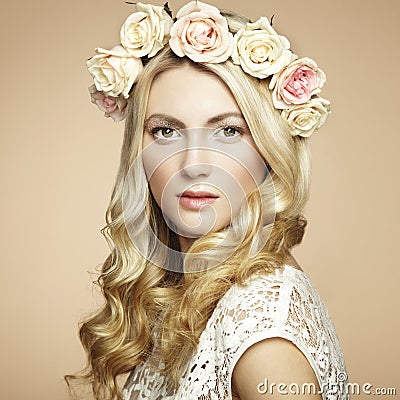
(145, 65, 242, 125)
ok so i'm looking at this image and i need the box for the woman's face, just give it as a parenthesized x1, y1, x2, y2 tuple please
(141, 64, 267, 247)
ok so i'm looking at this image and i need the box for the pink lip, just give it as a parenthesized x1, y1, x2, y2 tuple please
(178, 190, 219, 210)
(179, 190, 219, 198)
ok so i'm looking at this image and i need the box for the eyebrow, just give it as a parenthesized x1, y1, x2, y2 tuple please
(207, 112, 246, 125)
(144, 113, 185, 129)
(143, 112, 246, 128)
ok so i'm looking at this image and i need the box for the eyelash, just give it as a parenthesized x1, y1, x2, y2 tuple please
(148, 125, 245, 140)
(149, 127, 179, 139)
(215, 126, 244, 138)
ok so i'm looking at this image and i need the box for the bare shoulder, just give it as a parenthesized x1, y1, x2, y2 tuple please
(231, 337, 322, 400)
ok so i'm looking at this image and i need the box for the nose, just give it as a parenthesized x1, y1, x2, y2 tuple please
(180, 148, 212, 179)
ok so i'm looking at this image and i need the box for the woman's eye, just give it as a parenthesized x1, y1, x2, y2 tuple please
(223, 127, 240, 137)
(150, 127, 180, 140)
(214, 126, 243, 140)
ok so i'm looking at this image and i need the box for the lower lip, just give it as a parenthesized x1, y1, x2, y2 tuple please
(179, 196, 218, 210)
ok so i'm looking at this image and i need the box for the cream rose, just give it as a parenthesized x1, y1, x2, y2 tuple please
(232, 17, 292, 79)
(281, 97, 331, 137)
(86, 45, 143, 98)
(169, 0, 234, 63)
(88, 84, 128, 122)
(270, 57, 327, 109)
(120, 3, 173, 58)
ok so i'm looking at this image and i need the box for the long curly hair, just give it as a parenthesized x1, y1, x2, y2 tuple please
(66, 10, 311, 400)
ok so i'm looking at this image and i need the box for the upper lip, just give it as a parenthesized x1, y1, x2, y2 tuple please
(178, 190, 219, 198)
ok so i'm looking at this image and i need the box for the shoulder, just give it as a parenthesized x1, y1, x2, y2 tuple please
(211, 264, 348, 398)
(181, 263, 348, 400)
(213, 264, 309, 358)
(218, 262, 329, 334)
(215, 264, 325, 399)
(215, 264, 306, 336)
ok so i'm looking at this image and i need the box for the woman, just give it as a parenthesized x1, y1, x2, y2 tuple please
(67, 2, 349, 399)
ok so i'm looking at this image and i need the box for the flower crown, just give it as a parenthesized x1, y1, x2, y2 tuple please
(86, 0, 331, 138)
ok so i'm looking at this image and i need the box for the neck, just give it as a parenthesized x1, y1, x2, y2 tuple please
(178, 235, 196, 254)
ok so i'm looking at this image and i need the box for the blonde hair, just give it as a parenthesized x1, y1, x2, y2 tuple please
(66, 11, 311, 400)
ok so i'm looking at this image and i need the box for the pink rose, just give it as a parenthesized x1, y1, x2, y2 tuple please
(89, 85, 128, 122)
(169, 0, 234, 63)
(86, 45, 143, 99)
(269, 57, 326, 109)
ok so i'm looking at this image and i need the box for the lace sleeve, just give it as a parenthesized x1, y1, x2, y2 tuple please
(213, 268, 350, 400)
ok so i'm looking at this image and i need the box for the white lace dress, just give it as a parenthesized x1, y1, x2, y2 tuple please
(123, 264, 350, 400)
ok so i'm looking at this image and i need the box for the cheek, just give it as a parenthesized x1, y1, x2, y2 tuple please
(147, 174, 163, 204)
(230, 163, 259, 195)
(144, 158, 177, 205)
(147, 169, 166, 204)
(215, 153, 266, 197)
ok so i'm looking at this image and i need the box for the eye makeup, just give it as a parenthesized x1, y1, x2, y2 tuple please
(144, 114, 250, 138)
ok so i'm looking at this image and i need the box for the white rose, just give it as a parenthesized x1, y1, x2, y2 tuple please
(281, 97, 331, 137)
(232, 17, 292, 79)
(120, 3, 173, 58)
(86, 45, 143, 98)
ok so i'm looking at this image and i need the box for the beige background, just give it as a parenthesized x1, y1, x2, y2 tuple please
(1, 0, 399, 399)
